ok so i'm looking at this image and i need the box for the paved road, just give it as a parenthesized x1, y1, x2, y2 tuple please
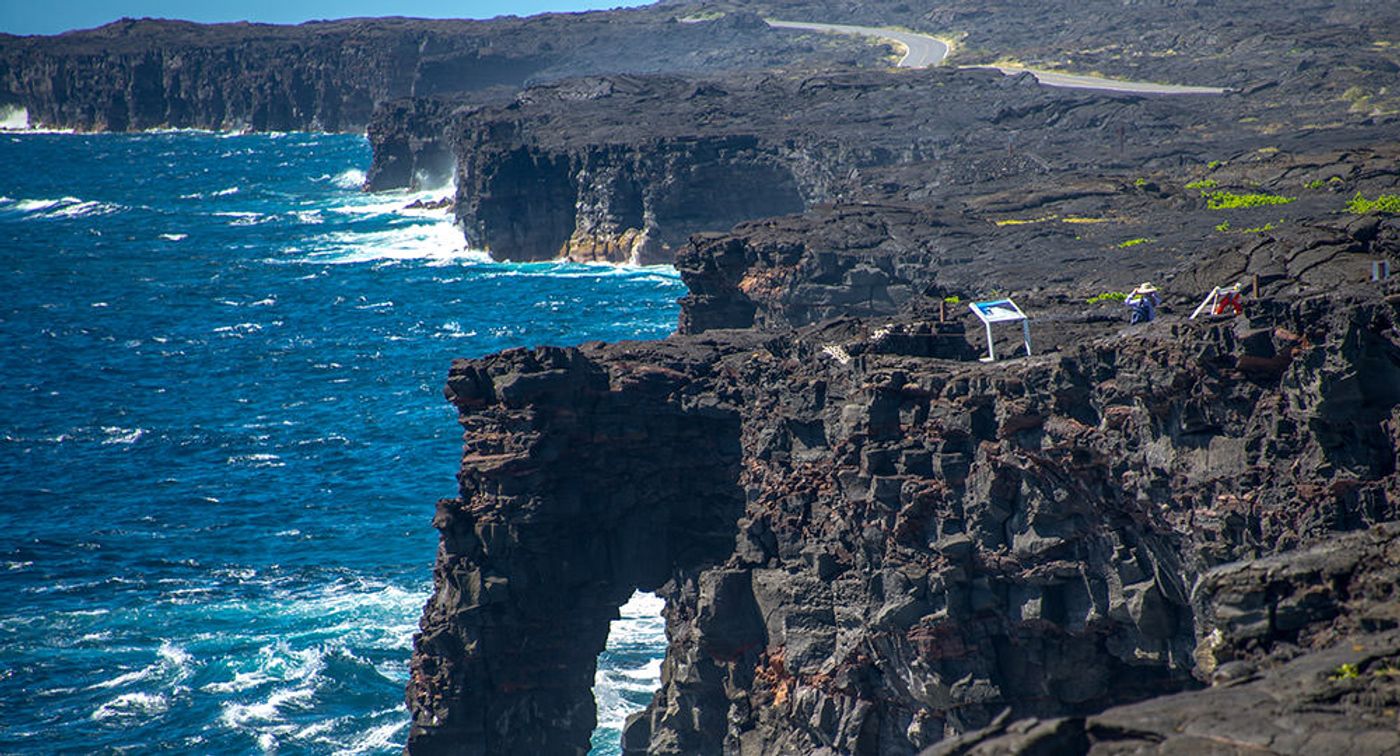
(766, 19, 1227, 95)
(977, 65, 1227, 95)
(766, 20, 949, 69)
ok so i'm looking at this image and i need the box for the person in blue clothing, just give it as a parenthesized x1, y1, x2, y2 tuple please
(1125, 282, 1160, 324)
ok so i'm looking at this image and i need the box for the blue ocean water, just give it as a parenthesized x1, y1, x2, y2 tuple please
(0, 132, 676, 753)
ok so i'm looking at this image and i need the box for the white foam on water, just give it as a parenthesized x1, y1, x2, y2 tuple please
(213, 321, 266, 338)
(100, 427, 146, 445)
(213, 186, 240, 197)
(334, 716, 408, 756)
(221, 685, 315, 728)
(89, 641, 192, 691)
(213, 210, 271, 227)
(593, 591, 666, 733)
(332, 169, 366, 189)
(92, 692, 169, 721)
(294, 222, 488, 266)
(11, 197, 65, 212)
(438, 321, 477, 339)
(226, 453, 284, 468)
(1, 195, 123, 219)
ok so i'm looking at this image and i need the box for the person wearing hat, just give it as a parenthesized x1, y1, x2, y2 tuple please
(1125, 282, 1161, 324)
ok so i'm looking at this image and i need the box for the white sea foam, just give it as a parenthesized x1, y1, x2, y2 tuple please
(213, 210, 271, 227)
(593, 591, 666, 732)
(100, 427, 146, 445)
(11, 197, 65, 212)
(221, 685, 315, 728)
(294, 222, 486, 266)
(438, 321, 478, 339)
(213, 322, 264, 337)
(332, 168, 366, 189)
(1, 195, 123, 219)
(213, 186, 240, 197)
(92, 692, 169, 721)
(226, 453, 284, 468)
(334, 717, 408, 755)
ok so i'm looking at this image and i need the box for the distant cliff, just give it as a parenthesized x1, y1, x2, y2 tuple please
(0, 10, 878, 133)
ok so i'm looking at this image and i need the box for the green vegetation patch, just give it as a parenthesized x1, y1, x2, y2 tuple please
(1186, 179, 1219, 191)
(1086, 291, 1127, 304)
(1206, 191, 1296, 210)
(1117, 237, 1151, 248)
(1215, 220, 1232, 233)
(1346, 192, 1400, 214)
(1331, 663, 1360, 681)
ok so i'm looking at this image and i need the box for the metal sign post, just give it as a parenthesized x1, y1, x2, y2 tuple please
(968, 298, 1031, 362)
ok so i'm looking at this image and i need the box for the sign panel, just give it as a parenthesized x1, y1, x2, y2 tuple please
(969, 299, 1026, 324)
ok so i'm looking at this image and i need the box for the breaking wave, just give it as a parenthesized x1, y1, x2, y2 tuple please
(0, 195, 124, 219)
(592, 592, 666, 751)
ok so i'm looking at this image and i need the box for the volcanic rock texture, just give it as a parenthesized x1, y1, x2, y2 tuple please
(400, 2, 1400, 752)
(0, 10, 877, 133)
(413, 280, 1400, 754)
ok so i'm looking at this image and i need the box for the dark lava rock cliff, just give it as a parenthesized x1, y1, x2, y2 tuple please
(395, 4, 1400, 754)
(359, 0, 1400, 262)
(0, 9, 877, 133)
(411, 267, 1399, 753)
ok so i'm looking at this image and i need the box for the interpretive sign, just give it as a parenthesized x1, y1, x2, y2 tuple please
(968, 298, 1032, 361)
(970, 299, 1026, 323)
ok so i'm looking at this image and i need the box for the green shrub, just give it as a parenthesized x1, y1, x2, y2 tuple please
(1117, 237, 1151, 248)
(1133, 178, 1148, 188)
(1346, 192, 1400, 214)
(1215, 220, 1232, 232)
(1331, 663, 1360, 681)
(1206, 191, 1296, 210)
(1186, 179, 1219, 191)
(943, 295, 961, 304)
(1086, 291, 1127, 304)
(1304, 179, 1326, 190)
(1241, 222, 1278, 233)
(1207, 160, 1224, 170)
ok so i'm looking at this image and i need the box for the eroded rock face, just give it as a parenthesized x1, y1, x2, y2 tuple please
(926, 524, 1400, 755)
(410, 278, 1400, 753)
(407, 339, 761, 754)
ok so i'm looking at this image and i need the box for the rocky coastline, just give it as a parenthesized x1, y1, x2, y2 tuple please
(0, 9, 877, 133)
(7, 1, 1399, 753)
(398, 3, 1399, 752)
(410, 204, 1399, 753)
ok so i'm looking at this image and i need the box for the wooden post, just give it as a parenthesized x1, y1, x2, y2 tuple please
(1252, 274, 1259, 298)
(939, 300, 946, 323)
